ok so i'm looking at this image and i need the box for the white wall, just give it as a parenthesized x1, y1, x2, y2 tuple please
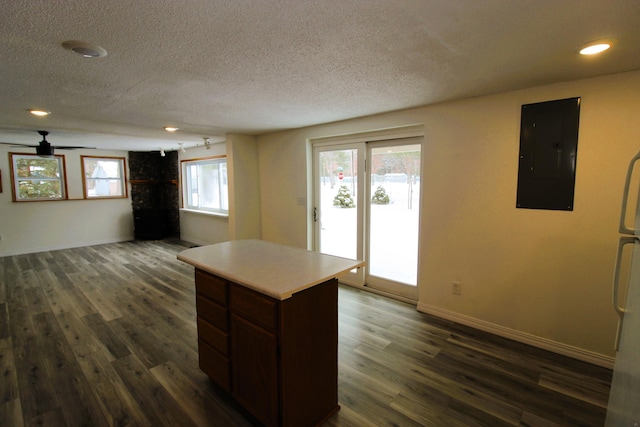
(256, 70, 640, 360)
(0, 147, 133, 256)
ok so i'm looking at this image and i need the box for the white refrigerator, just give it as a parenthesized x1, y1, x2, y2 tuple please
(606, 151, 640, 426)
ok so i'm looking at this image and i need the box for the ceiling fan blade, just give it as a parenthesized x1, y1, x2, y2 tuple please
(1, 132, 96, 151)
(0, 142, 96, 149)
(0, 141, 37, 147)
(54, 146, 96, 150)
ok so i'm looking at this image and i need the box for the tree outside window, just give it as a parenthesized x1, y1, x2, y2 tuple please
(10, 153, 67, 201)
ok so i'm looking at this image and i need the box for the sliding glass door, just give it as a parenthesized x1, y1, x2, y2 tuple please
(314, 144, 365, 286)
(313, 138, 421, 300)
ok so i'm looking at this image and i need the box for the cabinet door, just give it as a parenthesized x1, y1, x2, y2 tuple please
(198, 339, 231, 392)
(231, 314, 279, 427)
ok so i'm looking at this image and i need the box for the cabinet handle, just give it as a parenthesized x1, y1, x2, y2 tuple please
(619, 150, 640, 235)
(612, 236, 637, 350)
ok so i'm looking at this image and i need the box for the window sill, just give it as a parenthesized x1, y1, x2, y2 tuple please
(180, 208, 229, 219)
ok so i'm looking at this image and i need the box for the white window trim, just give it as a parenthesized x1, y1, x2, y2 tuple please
(81, 155, 128, 199)
(179, 208, 229, 218)
(180, 155, 229, 215)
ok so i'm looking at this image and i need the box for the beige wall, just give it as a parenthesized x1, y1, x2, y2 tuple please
(0, 147, 133, 256)
(3, 70, 638, 361)
(257, 70, 640, 360)
(178, 134, 261, 245)
(226, 134, 261, 240)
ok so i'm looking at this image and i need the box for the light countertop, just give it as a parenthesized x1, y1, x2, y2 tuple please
(177, 239, 365, 300)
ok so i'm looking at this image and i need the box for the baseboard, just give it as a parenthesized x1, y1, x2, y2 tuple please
(180, 237, 214, 247)
(0, 236, 134, 257)
(417, 302, 615, 369)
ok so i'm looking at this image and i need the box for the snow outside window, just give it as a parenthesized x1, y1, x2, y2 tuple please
(82, 156, 127, 198)
(182, 157, 228, 215)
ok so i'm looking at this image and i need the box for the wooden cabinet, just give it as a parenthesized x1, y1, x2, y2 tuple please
(194, 268, 339, 427)
(232, 313, 279, 425)
(195, 269, 231, 391)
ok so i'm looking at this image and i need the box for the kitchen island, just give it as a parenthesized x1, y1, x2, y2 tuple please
(177, 240, 364, 427)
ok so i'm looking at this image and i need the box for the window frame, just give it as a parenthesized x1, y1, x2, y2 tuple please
(81, 155, 128, 199)
(180, 155, 228, 216)
(9, 152, 68, 202)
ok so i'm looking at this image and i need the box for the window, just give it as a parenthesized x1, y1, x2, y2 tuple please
(82, 156, 127, 198)
(10, 153, 67, 201)
(182, 156, 228, 214)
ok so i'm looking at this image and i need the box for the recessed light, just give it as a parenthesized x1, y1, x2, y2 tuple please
(579, 42, 611, 55)
(29, 109, 51, 116)
(62, 40, 107, 58)
(164, 126, 179, 132)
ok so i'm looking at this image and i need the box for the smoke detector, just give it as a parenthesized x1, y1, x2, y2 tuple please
(62, 40, 107, 58)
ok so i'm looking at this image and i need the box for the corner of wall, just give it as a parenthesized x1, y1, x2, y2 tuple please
(226, 134, 262, 240)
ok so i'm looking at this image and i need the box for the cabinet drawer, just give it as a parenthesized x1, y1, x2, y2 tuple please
(195, 269, 227, 305)
(196, 295, 228, 330)
(230, 285, 278, 332)
(198, 317, 229, 355)
(198, 339, 231, 392)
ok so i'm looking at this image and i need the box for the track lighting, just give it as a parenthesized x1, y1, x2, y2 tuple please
(178, 143, 186, 153)
(160, 148, 165, 157)
(203, 137, 211, 150)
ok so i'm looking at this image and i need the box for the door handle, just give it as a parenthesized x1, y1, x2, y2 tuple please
(619, 150, 640, 235)
(612, 236, 637, 350)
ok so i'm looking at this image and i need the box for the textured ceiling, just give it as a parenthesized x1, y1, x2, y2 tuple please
(1, 0, 639, 151)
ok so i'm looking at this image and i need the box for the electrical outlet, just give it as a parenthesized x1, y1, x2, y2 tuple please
(452, 281, 462, 295)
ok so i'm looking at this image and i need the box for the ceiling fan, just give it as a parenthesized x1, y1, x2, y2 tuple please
(0, 130, 95, 157)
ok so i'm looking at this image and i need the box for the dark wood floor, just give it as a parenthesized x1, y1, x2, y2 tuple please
(0, 240, 612, 426)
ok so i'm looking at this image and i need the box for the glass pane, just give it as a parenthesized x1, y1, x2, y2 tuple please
(16, 157, 60, 178)
(18, 179, 62, 199)
(369, 144, 420, 285)
(83, 157, 125, 197)
(199, 163, 220, 209)
(86, 178, 124, 197)
(187, 164, 199, 207)
(219, 163, 228, 210)
(183, 159, 228, 213)
(319, 149, 358, 260)
(13, 155, 64, 200)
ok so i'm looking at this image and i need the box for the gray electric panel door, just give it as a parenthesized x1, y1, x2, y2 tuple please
(516, 97, 581, 211)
